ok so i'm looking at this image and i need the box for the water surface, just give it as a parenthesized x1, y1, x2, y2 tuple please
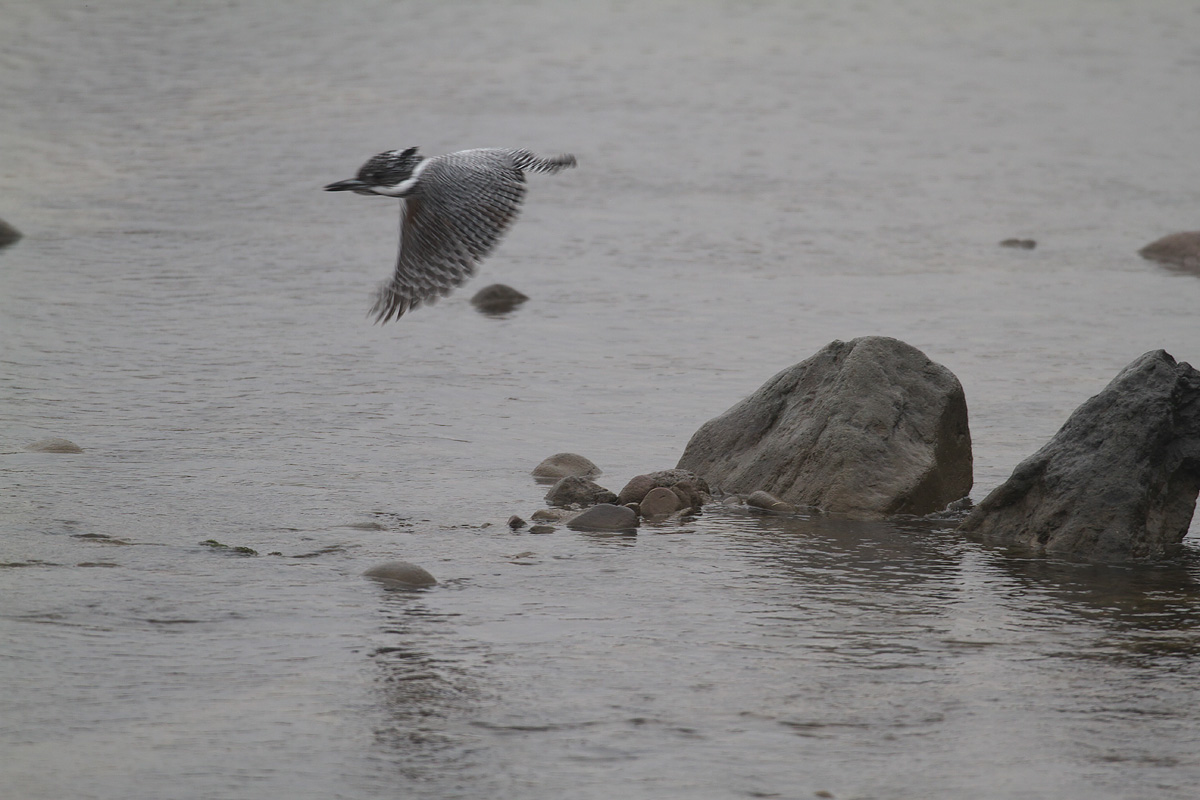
(3, 2, 1200, 798)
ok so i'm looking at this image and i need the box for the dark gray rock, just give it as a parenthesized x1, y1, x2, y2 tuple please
(959, 350, 1200, 559)
(677, 336, 973, 518)
(471, 283, 529, 313)
(25, 438, 83, 453)
(1139, 231, 1200, 273)
(363, 561, 437, 588)
(507, 515, 526, 530)
(640, 487, 682, 516)
(544, 476, 617, 508)
(566, 503, 639, 532)
(0, 217, 21, 248)
(532, 452, 601, 482)
(528, 524, 556, 534)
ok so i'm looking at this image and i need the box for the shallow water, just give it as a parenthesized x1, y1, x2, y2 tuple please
(3, 1, 1200, 798)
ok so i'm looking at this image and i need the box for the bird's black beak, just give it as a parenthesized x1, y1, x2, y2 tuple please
(324, 178, 365, 192)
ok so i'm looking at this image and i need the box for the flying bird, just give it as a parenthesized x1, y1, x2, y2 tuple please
(325, 146, 577, 323)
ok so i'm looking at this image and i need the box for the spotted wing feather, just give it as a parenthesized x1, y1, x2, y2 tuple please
(370, 149, 574, 323)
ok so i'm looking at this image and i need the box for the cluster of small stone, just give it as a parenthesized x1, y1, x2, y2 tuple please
(510, 455, 712, 533)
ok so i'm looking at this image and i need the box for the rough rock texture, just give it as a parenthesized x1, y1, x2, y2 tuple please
(532, 452, 601, 481)
(544, 476, 617, 508)
(959, 350, 1200, 559)
(1138, 231, 1200, 272)
(566, 503, 639, 532)
(25, 438, 84, 453)
(677, 337, 972, 517)
(471, 283, 528, 313)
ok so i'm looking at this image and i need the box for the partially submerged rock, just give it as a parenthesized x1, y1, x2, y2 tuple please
(566, 503, 639, 532)
(471, 283, 529, 313)
(544, 475, 617, 508)
(639, 487, 683, 517)
(25, 438, 84, 453)
(1000, 238, 1036, 249)
(677, 337, 972, 518)
(532, 452, 601, 482)
(745, 490, 797, 514)
(363, 561, 438, 588)
(959, 350, 1200, 559)
(1138, 231, 1200, 272)
(0, 218, 21, 248)
(616, 469, 710, 506)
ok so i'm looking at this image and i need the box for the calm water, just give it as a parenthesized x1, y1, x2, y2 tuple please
(3, 1, 1200, 798)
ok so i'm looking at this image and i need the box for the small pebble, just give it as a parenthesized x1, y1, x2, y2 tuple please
(999, 238, 1036, 249)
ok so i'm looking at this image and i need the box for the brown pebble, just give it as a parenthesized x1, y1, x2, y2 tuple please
(640, 486, 683, 516)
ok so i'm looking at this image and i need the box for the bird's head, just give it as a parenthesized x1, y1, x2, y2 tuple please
(325, 146, 424, 197)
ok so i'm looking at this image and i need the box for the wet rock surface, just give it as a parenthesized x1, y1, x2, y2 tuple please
(544, 476, 618, 508)
(566, 503, 639, 532)
(1138, 231, 1200, 272)
(616, 469, 710, 506)
(363, 561, 438, 588)
(471, 283, 529, 313)
(532, 452, 601, 482)
(746, 490, 797, 514)
(959, 349, 1200, 559)
(0, 217, 21, 248)
(677, 337, 973, 518)
(25, 438, 84, 453)
(639, 487, 683, 516)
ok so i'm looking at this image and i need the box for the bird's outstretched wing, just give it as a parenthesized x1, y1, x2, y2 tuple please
(370, 149, 575, 323)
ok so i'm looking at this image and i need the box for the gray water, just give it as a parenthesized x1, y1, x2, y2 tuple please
(3, 1, 1200, 798)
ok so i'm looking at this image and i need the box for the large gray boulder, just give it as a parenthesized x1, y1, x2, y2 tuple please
(959, 350, 1200, 559)
(676, 337, 972, 517)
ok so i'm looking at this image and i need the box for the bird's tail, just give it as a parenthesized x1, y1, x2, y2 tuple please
(510, 150, 577, 174)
